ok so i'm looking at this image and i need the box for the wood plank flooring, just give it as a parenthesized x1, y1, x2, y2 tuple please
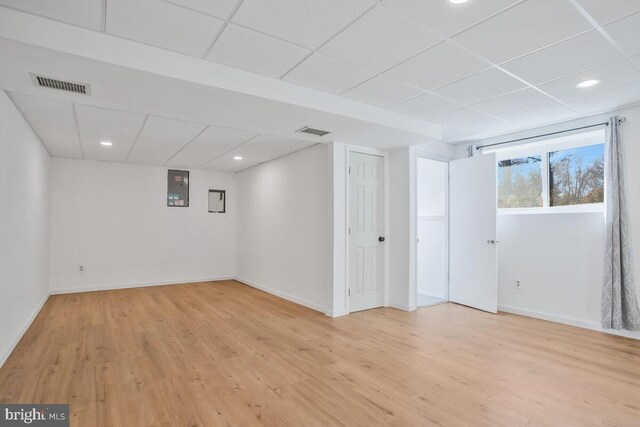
(1, 280, 639, 426)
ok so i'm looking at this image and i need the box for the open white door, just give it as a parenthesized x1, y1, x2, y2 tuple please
(449, 153, 497, 313)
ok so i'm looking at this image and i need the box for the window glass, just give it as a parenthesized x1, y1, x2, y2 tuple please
(497, 156, 543, 208)
(549, 144, 604, 206)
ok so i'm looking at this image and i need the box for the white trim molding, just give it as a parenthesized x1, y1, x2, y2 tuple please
(235, 277, 325, 314)
(324, 308, 348, 318)
(0, 291, 50, 369)
(389, 301, 416, 312)
(49, 276, 235, 295)
(499, 304, 640, 340)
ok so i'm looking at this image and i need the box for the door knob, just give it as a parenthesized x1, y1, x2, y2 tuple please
(487, 239, 498, 244)
(379, 236, 386, 242)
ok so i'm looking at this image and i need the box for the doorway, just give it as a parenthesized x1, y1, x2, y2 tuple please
(416, 157, 449, 308)
(348, 151, 386, 312)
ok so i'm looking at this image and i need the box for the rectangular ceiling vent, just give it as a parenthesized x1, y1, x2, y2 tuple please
(296, 126, 330, 137)
(31, 74, 90, 95)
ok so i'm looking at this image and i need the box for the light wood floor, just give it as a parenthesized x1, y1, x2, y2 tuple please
(1, 281, 639, 426)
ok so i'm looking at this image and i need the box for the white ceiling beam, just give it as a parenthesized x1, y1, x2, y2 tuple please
(0, 6, 442, 141)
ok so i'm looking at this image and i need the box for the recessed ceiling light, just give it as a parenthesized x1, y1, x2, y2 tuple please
(100, 141, 113, 146)
(449, 0, 470, 4)
(575, 79, 600, 89)
(233, 156, 243, 160)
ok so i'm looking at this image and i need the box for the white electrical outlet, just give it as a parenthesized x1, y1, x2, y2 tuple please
(515, 280, 521, 289)
(78, 265, 85, 273)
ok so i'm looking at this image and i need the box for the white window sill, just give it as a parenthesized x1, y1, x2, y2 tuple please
(498, 204, 604, 215)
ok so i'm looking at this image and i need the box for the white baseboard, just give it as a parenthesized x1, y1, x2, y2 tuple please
(417, 291, 447, 300)
(498, 304, 640, 340)
(49, 276, 234, 295)
(0, 290, 50, 369)
(324, 308, 347, 318)
(389, 301, 416, 312)
(235, 277, 325, 314)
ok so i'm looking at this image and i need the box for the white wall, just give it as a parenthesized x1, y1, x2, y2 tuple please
(235, 144, 328, 312)
(327, 142, 348, 316)
(0, 91, 50, 366)
(389, 146, 417, 311)
(456, 103, 640, 338)
(49, 158, 236, 292)
(498, 212, 604, 323)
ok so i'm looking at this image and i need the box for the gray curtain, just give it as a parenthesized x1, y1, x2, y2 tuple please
(601, 116, 640, 330)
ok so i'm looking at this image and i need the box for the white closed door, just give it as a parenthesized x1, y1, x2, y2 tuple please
(349, 152, 385, 312)
(449, 153, 498, 313)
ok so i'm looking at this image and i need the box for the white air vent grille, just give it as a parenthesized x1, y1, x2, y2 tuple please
(296, 126, 330, 137)
(31, 74, 90, 95)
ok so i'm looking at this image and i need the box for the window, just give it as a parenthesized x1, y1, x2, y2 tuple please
(498, 156, 543, 208)
(549, 145, 604, 206)
(496, 130, 604, 211)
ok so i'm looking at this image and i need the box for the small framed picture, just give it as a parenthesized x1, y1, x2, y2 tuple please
(168, 170, 189, 207)
(208, 189, 226, 213)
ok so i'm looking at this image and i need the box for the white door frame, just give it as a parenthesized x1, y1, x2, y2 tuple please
(414, 156, 450, 306)
(345, 145, 390, 314)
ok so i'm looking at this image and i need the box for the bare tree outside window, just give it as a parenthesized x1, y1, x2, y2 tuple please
(549, 144, 604, 206)
(497, 156, 543, 208)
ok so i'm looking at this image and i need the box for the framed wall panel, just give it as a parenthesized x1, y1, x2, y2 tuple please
(167, 170, 189, 207)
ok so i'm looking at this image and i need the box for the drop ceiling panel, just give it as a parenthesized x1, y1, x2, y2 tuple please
(283, 54, 375, 94)
(538, 60, 640, 101)
(320, 6, 441, 73)
(106, 0, 223, 56)
(79, 124, 141, 162)
(576, 0, 640, 25)
(164, 0, 239, 19)
(505, 104, 578, 128)
(231, 134, 302, 162)
(75, 105, 146, 162)
(26, 116, 82, 158)
(10, 93, 74, 121)
(453, 0, 591, 64)
(166, 125, 257, 168)
(232, 0, 373, 49)
(127, 116, 207, 165)
(0, 0, 102, 30)
(604, 13, 640, 57)
(565, 82, 640, 114)
(343, 76, 424, 108)
(472, 88, 557, 118)
(390, 92, 461, 120)
(75, 105, 145, 130)
(382, 0, 519, 37)
(434, 67, 525, 105)
(431, 107, 494, 130)
(384, 41, 490, 91)
(206, 25, 310, 77)
(502, 31, 622, 85)
(274, 141, 316, 159)
(203, 156, 256, 173)
(445, 119, 516, 143)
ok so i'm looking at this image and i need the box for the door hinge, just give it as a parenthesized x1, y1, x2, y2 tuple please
(348, 166, 351, 174)
(348, 227, 351, 235)
(348, 289, 350, 296)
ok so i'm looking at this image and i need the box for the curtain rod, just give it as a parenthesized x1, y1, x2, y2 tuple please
(475, 116, 626, 151)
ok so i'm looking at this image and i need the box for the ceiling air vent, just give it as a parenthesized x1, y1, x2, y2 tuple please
(296, 126, 330, 137)
(31, 74, 90, 95)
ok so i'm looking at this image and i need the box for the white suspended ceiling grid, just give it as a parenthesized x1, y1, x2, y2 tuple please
(1, 0, 640, 170)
